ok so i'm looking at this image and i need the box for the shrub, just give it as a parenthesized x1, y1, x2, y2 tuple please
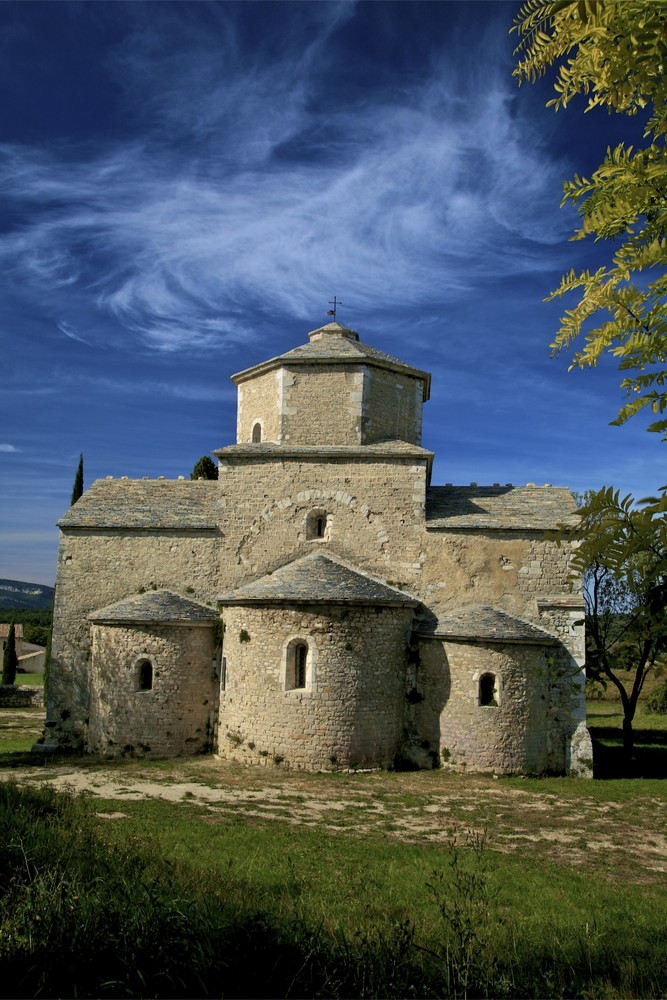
(646, 681, 667, 714)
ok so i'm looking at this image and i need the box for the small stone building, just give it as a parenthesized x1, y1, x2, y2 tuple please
(45, 321, 592, 776)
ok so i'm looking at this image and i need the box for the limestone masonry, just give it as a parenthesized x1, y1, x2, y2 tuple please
(45, 322, 593, 776)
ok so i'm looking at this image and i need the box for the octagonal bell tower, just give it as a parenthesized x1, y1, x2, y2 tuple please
(232, 322, 431, 447)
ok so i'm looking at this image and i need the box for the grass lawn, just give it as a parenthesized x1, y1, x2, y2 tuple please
(0, 696, 665, 996)
(587, 700, 667, 778)
(1, 761, 665, 998)
(15, 670, 45, 686)
(0, 705, 44, 755)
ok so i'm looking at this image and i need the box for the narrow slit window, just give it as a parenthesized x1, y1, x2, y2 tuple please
(306, 509, 328, 540)
(252, 422, 262, 443)
(285, 639, 310, 691)
(295, 643, 307, 689)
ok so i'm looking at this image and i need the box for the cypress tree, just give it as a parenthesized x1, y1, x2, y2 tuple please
(190, 456, 218, 480)
(43, 587, 55, 707)
(2, 623, 18, 686)
(70, 453, 84, 506)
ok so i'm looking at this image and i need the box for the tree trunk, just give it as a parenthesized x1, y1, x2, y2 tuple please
(622, 713, 635, 759)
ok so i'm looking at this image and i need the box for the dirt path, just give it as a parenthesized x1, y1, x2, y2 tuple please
(4, 755, 666, 884)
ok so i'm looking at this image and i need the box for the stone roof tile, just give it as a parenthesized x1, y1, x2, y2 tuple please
(426, 485, 578, 531)
(58, 479, 220, 530)
(89, 590, 219, 624)
(232, 323, 431, 399)
(417, 605, 556, 644)
(218, 553, 419, 606)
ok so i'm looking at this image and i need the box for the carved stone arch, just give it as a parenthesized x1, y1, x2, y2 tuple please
(235, 492, 393, 571)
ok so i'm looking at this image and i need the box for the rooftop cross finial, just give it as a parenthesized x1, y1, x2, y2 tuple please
(327, 296, 342, 322)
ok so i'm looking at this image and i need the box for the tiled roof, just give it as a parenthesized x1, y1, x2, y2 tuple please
(279, 326, 424, 371)
(58, 479, 220, 530)
(417, 605, 556, 644)
(232, 323, 431, 399)
(218, 553, 419, 606)
(426, 485, 579, 531)
(89, 590, 219, 624)
(0, 624, 23, 639)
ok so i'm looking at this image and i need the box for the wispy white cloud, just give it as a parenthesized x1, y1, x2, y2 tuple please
(58, 320, 99, 348)
(0, 4, 571, 354)
(0, 444, 20, 453)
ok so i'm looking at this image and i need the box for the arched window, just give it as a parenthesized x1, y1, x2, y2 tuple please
(285, 639, 310, 691)
(306, 509, 328, 541)
(251, 422, 262, 443)
(136, 658, 153, 692)
(479, 672, 498, 707)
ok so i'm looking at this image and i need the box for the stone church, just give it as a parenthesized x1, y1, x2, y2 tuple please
(45, 321, 592, 776)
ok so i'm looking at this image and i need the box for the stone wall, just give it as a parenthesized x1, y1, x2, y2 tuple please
(236, 369, 281, 444)
(422, 530, 576, 622)
(537, 597, 592, 777)
(0, 685, 43, 708)
(414, 635, 590, 776)
(237, 361, 426, 448)
(46, 528, 221, 749)
(219, 455, 429, 587)
(362, 368, 424, 445)
(218, 603, 413, 770)
(88, 622, 218, 756)
(45, 465, 585, 767)
(281, 366, 364, 445)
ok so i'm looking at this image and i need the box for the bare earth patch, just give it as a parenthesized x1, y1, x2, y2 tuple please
(2, 755, 666, 884)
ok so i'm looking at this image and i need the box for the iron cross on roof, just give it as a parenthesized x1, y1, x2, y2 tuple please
(327, 296, 342, 321)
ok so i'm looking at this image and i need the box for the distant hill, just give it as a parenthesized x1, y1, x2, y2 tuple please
(0, 579, 55, 610)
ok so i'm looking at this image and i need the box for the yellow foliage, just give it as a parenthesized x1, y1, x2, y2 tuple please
(512, 0, 667, 437)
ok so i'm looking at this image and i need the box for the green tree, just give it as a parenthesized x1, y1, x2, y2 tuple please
(2, 622, 18, 686)
(564, 487, 667, 757)
(512, 1, 667, 437)
(190, 455, 218, 480)
(70, 453, 84, 506)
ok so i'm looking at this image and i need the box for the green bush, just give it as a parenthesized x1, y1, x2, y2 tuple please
(646, 682, 667, 714)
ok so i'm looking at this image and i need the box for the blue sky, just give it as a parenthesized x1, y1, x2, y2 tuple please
(1, 0, 662, 586)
